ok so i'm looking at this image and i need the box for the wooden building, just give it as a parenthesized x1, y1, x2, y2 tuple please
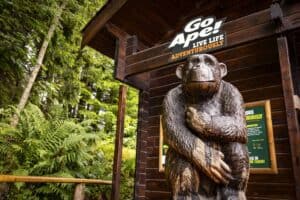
(82, 0, 300, 199)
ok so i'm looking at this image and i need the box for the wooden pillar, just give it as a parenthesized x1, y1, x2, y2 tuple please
(73, 184, 85, 200)
(133, 90, 149, 200)
(277, 36, 300, 199)
(111, 85, 127, 200)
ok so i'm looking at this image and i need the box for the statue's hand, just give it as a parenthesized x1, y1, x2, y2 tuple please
(192, 140, 232, 184)
(186, 106, 211, 133)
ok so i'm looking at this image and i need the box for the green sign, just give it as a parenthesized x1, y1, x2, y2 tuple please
(245, 105, 270, 168)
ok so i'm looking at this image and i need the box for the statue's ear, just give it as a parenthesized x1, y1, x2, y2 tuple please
(176, 64, 184, 79)
(219, 63, 227, 78)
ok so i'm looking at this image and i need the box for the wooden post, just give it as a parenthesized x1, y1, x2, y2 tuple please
(277, 36, 300, 199)
(111, 85, 127, 200)
(73, 184, 85, 200)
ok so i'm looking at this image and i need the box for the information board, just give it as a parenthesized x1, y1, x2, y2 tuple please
(245, 100, 277, 174)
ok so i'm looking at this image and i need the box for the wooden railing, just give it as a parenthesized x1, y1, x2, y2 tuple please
(0, 175, 112, 200)
(0, 175, 112, 184)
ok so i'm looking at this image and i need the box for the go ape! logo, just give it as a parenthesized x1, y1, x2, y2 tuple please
(169, 17, 226, 60)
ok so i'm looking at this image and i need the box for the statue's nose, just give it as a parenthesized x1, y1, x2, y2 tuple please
(192, 64, 200, 70)
(192, 62, 205, 69)
(189, 64, 214, 81)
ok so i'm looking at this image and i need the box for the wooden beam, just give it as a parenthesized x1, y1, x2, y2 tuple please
(114, 37, 127, 81)
(0, 175, 112, 184)
(124, 3, 300, 77)
(111, 85, 127, 200)
(277, 36, 300, 199)
(81, 0, 128, 47)
(113, 35, 149, 90)
(106, 22, 128, 39)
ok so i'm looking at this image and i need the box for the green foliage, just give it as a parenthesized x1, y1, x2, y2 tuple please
(0, 0, 139, 199)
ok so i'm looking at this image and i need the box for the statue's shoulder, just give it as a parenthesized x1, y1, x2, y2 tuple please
(221, 81, 241, 96)
(163, 85, 185, 111)
(165, 85, 183, 99)
(221, 80, 244, 104)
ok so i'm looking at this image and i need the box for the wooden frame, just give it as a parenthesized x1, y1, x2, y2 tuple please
(158, 100, 277, 174)
(158, 116, 165, 172)
(245, 100, 277, 174)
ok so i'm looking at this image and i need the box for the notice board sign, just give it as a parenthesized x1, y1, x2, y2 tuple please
(159, 100, 277, 174)
(245, 100, 277, 174)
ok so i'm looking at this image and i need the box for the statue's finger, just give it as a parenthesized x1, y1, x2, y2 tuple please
(210, 167, 228, 184)
(187, 106, 197, 114)
(211, 176, 221, 184)
(186, 110, 192, 118)
(216, 166, 233, 182)
(207, 170, 220, 184)
(220, 161, 232, 173)
(218, 151, 224, 159)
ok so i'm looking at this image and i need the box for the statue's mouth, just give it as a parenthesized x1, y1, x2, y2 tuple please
(190, 80, 216, 83)
(187, 69, 215, 82)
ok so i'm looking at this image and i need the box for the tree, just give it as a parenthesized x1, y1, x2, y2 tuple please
(0, 0, 138, 199)
(10, 1, 68, 127)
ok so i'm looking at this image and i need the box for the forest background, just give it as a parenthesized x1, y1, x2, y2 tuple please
(0, 0, 139, 199)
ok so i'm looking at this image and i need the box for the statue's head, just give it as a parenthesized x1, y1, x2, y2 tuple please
(176, 54, 227, 97)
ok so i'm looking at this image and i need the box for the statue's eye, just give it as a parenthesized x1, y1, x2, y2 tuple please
(192, 57, 200, 64)
(188, 56, 200, 65)
(204, 57, 214, 66)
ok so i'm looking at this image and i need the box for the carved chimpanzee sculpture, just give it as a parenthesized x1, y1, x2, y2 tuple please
(162, 54, 249, 200)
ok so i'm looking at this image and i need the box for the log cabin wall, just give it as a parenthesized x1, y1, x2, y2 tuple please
(138, 37, 297, 200)
(289, 29, 300, 95)
(81, 1, 300, 198)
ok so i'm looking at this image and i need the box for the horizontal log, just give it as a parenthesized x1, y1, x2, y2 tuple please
(246, 182, 295, 198)
(145, 168, 295, 192)
(145, 191, 170, 199)
(247, 197, 289, 200)
(146, 123, 288, 142)
(147, 108, 287, 124)
(149, 55, 279, 89)
(0, 175, 112, 184)
(146, 168, 294, 184)
(146, 153, 291, 170)
(146, 179, 169, 192)
(148, 84, 284, 108)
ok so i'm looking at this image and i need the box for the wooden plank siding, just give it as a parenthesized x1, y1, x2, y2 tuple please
(139, 37, 297, 199)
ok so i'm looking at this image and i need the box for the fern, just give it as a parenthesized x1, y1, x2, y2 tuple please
(0, 104, 104, 199)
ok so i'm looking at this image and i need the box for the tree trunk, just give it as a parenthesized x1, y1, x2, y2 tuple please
(10, 1, 67, 127)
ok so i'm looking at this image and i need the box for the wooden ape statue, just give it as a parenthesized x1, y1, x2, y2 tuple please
(162, 54, 249, 200)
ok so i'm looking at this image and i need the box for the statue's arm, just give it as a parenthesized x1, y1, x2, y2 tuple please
(162, 87, 202, 161)
(186, 83, 247, 144)
(162, 86, 232, 184)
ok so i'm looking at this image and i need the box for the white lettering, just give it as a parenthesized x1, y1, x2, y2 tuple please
(199, 27, 213, 37)
(200, 17, 214, 27)
(168, 33, 185, 48)
(183, 32, 199, 48)
(184, 18, 202, 33)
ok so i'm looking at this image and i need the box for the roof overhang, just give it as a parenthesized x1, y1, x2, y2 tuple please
(82, 0, 277, 58)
